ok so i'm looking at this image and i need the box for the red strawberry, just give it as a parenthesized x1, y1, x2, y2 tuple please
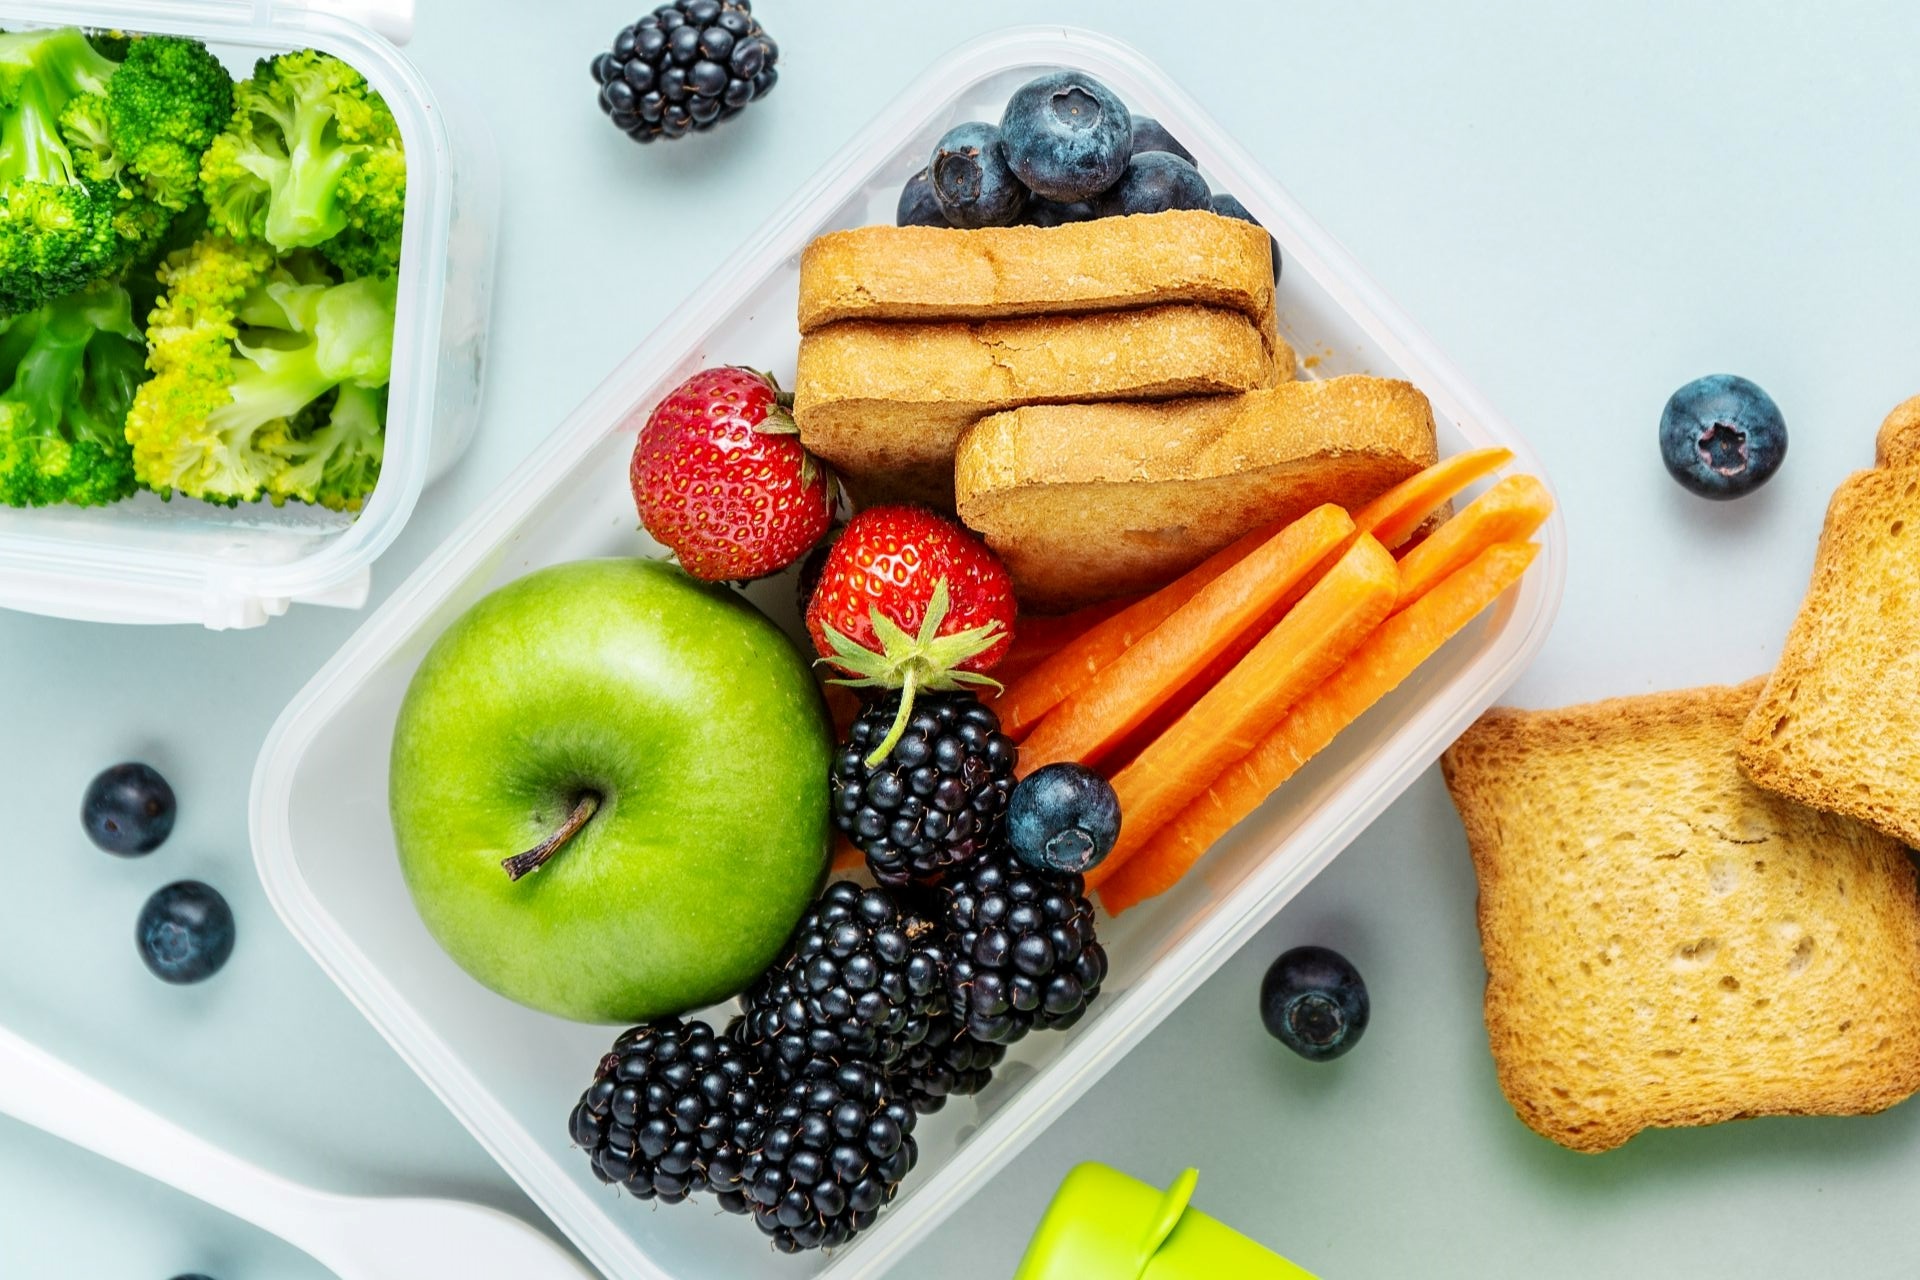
(631, 367, 837, 581)
(806, 505, 1017, 763)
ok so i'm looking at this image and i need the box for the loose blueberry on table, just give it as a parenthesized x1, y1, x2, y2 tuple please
(1659, 373, 1787, 499)
(1260, 945, 1369, 1062)
(81, 762, 176, 856)
(136, 880, 235, 985)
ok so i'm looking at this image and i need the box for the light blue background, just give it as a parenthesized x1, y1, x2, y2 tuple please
(6, 1, 1920, 1276)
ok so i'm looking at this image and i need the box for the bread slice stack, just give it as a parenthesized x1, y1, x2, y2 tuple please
(795, 210, 1290, 510)
(1444, 680, 1920, 1154)
(793, 208, 1439, 612)
(1738, 395, 1920, 846)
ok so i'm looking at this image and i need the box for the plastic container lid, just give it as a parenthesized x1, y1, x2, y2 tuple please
(0, 0, 498, 628)
(1014, 1164, 1319, 1280)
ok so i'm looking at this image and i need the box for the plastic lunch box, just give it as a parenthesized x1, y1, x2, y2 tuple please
(250, 25, 1565, 1280)
(0, 0, 496, 629)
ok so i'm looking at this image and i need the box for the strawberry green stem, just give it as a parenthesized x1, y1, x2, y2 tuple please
(865, 665, 921, 767)
(501, 792, 600, 881)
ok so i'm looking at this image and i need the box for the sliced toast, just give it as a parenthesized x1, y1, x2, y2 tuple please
(794, 303, 1289, 509)
(1739, 395, 1920, 847)
(953, 376, 1436, 612)
(1443, 680, 1920, 1155)
(796, 209, 1276, 333)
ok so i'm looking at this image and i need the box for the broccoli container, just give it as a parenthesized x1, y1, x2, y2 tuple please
(0, 0, 496, 628)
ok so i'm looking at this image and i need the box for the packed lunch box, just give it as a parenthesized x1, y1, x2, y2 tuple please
(0, 0, 496, 629)
(250, 24, 1564, 1279)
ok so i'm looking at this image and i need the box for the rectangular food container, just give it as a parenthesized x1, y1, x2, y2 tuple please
(0, 0, 496, 629)
(250, 25, 1565, 1279)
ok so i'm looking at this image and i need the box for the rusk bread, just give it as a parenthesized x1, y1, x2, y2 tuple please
(796, 210, 1276, 332)
(793, 304, 1289, 509)
(1739, 395, 1920, 847)
(1443, 681, 1920, 1155)
(953, 376, 1437, 612)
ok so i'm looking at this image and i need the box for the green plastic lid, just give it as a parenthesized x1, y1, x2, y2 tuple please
(1013, 1162, 1319, 1280)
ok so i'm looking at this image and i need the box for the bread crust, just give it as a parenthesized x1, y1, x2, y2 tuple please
(1444, 681, 1920, 1153)
(796, 210, 1277, 333)
(953, 376, 1437, 611)
(1739, 406, 1920, 846)
(793, 304, 1287, 510)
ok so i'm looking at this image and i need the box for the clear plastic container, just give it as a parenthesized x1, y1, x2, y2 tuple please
(0, 0, 497, 629)
(250, 26, 1564, 1280)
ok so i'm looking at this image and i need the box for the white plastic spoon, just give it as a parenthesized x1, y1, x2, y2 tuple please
(0, 1022, 598, 1280)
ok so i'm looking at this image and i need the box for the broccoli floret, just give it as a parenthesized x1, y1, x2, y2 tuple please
(269, 381, 384, 510)
(0, 26, 168, 316)
(126, 231, 393, 508)
(62, 34, 233, 212)
(199, 49, 405, 277)
(0, 280, 147, 507)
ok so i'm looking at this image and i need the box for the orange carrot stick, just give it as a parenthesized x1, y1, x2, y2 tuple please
(1352, 446, 1514, 550)
(1097, 540, 1540, 913)
(995, 525, 1285, 739)
(998, 451, 1510, 738)
(1099, 535, 1398, 874)
(988, 598, 1141, 694)
(1392, 474, 1552, 611)
(1017, 505, 1356, 774)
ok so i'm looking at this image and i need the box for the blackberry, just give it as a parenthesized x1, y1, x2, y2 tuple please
(591, 0, 779, 144)
(738, 881, 946, 1077)
(568, 1017, 765, 1206)
(833, 690, 1017, 885)
(888, 1013, 1005, 1113)
(940, 847, 1107, 1044)
(742, 1059, 917, 1252)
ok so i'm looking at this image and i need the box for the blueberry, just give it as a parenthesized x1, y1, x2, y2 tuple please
(1025, 197, 1094, 228)
(999, 71, 1132, 202)
(1658, 374, 1787, 499)
(1207, 192, 1281, 281)
(1128, 114, 1193, 163)
(82, 762, 176, 856)
(896, 168, 949, 228)
(136, 881, 235, 985)
(1007, 762, 1120, 874)
(929, 121, 1026, 228)
(1260, 945, 1368, 1062)
(1091, 151, 1210, 218)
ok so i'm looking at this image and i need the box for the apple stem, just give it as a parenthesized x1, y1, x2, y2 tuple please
(501, 792, 601, 882)
(864, 666, 920, 768)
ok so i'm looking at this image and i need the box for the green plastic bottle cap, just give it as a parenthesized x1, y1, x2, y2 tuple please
(1013, 1162, 1319, 1280)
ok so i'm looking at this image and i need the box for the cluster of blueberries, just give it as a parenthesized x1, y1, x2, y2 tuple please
(897, 70, 1280, 281)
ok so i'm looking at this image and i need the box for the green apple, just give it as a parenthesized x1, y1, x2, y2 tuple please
(388, 558, 830, 1023)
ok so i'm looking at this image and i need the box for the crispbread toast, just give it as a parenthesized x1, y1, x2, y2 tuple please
(796, 209, 1276, 333)
(793, 304, 1288, 509)
(953, 376, 1437, 612)
(1738, 397, 1920, 846)
(1443, 680, 1920, 1155)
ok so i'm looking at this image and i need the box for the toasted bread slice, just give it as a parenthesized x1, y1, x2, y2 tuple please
(796, 209, 1276, 332)
(953, 376, 1436, 612)
(794, 304, 1289, 509)
(1740, 396, 1920, 847)
(1443, 681, 1920, 1155)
